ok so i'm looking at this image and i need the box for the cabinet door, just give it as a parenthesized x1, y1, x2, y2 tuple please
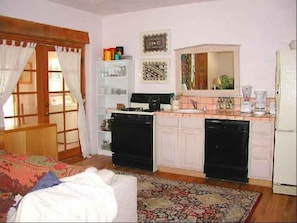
(250, 159, 271, 179)
(3, 131, 26, 154)
(156, 127, 179, 167)
(26, 125, 57, 158)
(180, 129, 204, 171)
(249, 121, 274, 180)
(2, 124, 57, 158)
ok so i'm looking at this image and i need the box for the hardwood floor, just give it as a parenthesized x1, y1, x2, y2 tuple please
(73, 155, 297, 223)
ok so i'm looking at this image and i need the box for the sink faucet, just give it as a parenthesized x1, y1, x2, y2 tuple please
(190, 99, 198, 109)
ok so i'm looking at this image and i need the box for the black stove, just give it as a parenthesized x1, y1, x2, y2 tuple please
(110, 93, 172, 172)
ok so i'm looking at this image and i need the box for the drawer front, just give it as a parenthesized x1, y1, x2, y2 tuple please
(249, 159, 272, 180)
(181, 117, 204, 129)
(251, 134, 273, 147)
(251, 146, 271, 159)
(251, 121, 273, 134)
(156, 116, 179, 128)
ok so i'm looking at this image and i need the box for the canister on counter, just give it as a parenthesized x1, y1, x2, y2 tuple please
(104, 49, 111, 61)
(116, 46, 124, 56)
(103, 48, 107, 60)
(114, 53, 120, 60)
(110, 48, 116, 60)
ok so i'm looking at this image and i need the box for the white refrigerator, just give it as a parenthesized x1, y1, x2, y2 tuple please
(273, 49, 296, 196)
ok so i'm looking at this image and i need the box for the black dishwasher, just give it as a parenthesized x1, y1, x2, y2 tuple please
(204, 119, 250, 182)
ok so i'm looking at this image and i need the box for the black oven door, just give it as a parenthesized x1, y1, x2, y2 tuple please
(111, 113, 154, 170)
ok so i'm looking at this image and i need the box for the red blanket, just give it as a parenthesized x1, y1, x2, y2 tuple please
(0, 151, 86, 222)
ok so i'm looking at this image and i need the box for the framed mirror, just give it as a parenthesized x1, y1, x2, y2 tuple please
(175, 44, 240, 97)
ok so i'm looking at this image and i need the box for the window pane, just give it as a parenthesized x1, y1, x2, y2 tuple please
(4, 117, 19, 127)
(49, 93, 63, 112)
(48, 52, 61, 71)
(19, 71, 37, 92)
(49, 72, 63, 92)
(66, 130, 78, 143)
(65, 111, 78, 130)
(66, 130, 79, 149)
(64, 78, 70, 91)
(50, 113, 64, 132)
(23, 116, 38, 125)
(65, 93, 77, 111)
(19, 94, 38, 115)
(29, 50, 37, 70)
(3, 95, 15, 117)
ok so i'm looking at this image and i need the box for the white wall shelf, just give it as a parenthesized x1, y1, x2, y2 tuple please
(96, 60, 134, 155)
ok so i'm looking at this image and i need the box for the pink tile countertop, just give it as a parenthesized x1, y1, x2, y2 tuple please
(156, 110, 275, 122)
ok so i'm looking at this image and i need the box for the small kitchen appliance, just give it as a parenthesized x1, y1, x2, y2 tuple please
(240, 85, 252, 113)
(254, 90, 267, 116)
(148, 96, 161, 111)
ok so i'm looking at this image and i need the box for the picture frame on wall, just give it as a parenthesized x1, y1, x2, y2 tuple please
(140, 58, 170, 82)
(140, 30, 171, 55)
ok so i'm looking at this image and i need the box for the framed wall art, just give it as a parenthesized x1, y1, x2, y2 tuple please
(140, 30, 171, 55)
(140, 58, 170, 82)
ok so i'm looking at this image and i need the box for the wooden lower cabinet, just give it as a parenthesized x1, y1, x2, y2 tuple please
(0, 123, 58, 158)
(156, 115, 204, 172)
(248, 120, 275, 181)
(156, 124, 179, 167)
(180, 117, 204, 171)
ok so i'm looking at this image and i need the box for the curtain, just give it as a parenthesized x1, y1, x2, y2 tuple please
(55, 46, 90, 158)
(0, 40, 36, 128)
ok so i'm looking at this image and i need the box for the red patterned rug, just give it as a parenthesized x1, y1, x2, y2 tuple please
(115, 171, 261, 223)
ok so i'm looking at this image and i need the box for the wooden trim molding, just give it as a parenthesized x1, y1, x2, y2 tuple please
(0, 15, 89, 45)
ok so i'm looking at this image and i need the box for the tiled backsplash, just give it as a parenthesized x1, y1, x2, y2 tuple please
(179, 96, 275, 112)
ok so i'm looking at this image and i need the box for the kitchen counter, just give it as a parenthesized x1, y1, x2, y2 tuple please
(156, 109, 275, 121)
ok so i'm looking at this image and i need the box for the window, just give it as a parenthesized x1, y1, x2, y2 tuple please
(4, 50, 38, 126)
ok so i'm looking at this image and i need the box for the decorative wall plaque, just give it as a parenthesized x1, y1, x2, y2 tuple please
(141, 30, 170, 55)
(140, 58, 170, 82)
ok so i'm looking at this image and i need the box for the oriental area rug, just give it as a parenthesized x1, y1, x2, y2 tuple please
(114, 170, 261, 223)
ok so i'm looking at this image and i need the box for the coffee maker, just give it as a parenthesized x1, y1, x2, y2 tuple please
(254, 90, 267, 115)
(240, 85, 252, 113)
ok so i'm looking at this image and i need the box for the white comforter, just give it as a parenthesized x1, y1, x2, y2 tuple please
(9, 169, 118, 222)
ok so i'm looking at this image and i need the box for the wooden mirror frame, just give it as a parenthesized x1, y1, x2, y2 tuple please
(175, 44, 240, 97)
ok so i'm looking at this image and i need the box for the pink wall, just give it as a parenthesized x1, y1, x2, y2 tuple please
(101, 0, 296, 96)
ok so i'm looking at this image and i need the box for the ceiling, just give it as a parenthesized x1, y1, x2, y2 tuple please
(49, 0, 216, 16)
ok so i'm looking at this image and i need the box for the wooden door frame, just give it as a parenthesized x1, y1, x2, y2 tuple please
(0, 15, 89, 161)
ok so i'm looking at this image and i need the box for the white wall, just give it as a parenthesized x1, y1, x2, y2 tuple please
(102, 0, 296, 96)
(0, 0, 103, 154)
